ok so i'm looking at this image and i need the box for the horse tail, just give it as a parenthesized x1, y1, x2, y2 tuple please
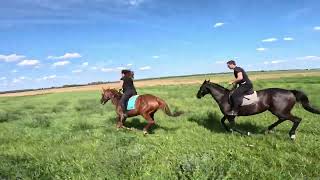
(291, 90, 320, 114)
(157, 98, 183, 117)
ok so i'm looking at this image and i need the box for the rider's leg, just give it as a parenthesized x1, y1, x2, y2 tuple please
(227, 84, 251, 116)
(229, 90, 242, 115)
(120, 93, 130, 118)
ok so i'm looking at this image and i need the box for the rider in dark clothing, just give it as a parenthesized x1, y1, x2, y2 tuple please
(119, 70, 137, 118)
(227, 60, 253, 116)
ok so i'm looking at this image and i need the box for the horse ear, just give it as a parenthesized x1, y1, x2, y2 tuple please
(102, 87, 108, 92)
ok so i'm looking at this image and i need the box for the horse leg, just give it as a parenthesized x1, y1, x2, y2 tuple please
(270, 109, 301, 140)
(116, 115, 123, 129)
(121, 117, 134, 131)
(150, 112, 155, 119)
(228, 116, 249, 135)
(266, 118, 285, 133)
(142, 113, 155, 135)
(288, 115, 302, 140)
(220, 116, 230, 132)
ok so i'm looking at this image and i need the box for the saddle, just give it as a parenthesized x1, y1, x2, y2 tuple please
(126, 95, 139, 110)
(241, 91, 258, 106)
(229, 89, 258, 106)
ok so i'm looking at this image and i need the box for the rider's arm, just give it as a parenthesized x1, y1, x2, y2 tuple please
(119, 80, 124, 92)
(232, 72, 243, 84)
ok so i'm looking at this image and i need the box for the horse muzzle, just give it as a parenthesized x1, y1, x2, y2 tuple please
(100, 99, 109, 105)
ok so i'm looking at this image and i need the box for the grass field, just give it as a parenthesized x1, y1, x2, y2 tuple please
(1, 75, 320, 179)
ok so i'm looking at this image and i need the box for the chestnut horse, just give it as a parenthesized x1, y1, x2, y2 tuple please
(100, 88, 181, 134)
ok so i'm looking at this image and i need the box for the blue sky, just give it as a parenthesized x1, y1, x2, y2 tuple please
(0, 0, 320, 91)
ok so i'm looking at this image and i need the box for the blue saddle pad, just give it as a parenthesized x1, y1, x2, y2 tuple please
(127, 95, 139, 110)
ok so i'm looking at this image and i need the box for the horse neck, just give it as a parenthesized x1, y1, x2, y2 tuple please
(206, 83, 228, 103)
(110, 93, 122, 106)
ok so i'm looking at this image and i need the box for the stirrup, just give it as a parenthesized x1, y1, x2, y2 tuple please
(226, 110, 238, 116)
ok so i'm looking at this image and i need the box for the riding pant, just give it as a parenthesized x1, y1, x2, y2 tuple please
(231, 83, 253, 109)
(120, 89, 137, 113)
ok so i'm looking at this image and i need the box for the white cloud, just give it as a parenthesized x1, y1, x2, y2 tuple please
(263, 60, 286, 65)
(17, 59, 40, 66)
(0, 77, 6, 80)
(271, 60, 286, 64)
(53, 61, 70, 66)
(283, 37, 294, 41)
(314, 26, 320, 31)
(82, 62, 89, 66)
(116, 67, 126, 70)
(90, 66, 98, 70)
(48, 52, 82, 60)
(214, 22, 224, 28)
(215, 61, 226, 64)
(256, 48, 267, 51)
(139, 66, 151, 70)
(40, 75, 57, 81)
(12, 78, 20, 83)
(72, 69, 83, 73)
(127, 63, 133, 66)
(126, 0, 145, 7)
(101, 68, 114, 72)
(11, 70, 18, 73)
(100, 66, 131, 73)
(297, 56, 320, 61)
(0, 54, 26, 62)
(152, 56, 160, 59)
(12, 76, 30, 83)
(262, 38, 278, 42)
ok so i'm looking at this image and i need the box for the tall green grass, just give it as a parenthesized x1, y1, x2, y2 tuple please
(0, 76, 320, 179)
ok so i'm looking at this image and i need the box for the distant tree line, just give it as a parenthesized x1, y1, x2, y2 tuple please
(0, 81, 113, 94)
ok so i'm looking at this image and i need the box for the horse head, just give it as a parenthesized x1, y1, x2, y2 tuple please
(197, 79, 210, 99)
(100, 87, 121, 105)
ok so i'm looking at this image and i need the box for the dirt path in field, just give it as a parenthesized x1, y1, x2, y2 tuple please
(1, 71, 319, 97)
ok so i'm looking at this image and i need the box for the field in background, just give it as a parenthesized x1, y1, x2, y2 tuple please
(1, 69, 320, 97)
(1, 74, 320, 179)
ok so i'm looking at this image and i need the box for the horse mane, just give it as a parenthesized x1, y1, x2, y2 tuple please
(207, 82, 230, 92)
(103, 88, 122, 99)
(110, 89, 122, 98)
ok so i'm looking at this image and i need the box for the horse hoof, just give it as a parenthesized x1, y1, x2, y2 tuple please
(143, 131, 148, 136)
(290, 134, 296, 140)
(247, 132, 251, 136)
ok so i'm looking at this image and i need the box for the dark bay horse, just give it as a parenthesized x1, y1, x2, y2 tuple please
(101, 88, 181, 134)
(197, 80, 320, 140)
